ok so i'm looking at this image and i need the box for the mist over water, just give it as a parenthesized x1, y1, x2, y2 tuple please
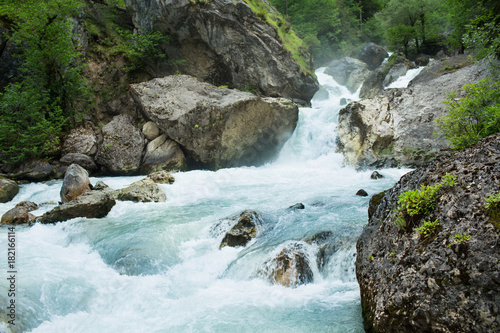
(0, 68, 410, 333)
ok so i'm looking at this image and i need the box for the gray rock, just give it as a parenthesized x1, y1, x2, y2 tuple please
(125, 0, 318, 104)
(140, 134, 186, 174)
(358, 43, 388, 70)
(0, 177, 19, 203)
(114, 178, 166, 202)
(336, 61, 491, 169)
(131, 75, 298, 169)
(62, 126, 97, 156)
(324, 57, 370, 93)
(93, 181, 110, 191)
(259, 242, 314, 288)
(356, 189, 368, 197)
(60, 164, 92, 203)
(60, 153, 98, 172)
(147, 170, 175, 184)
(95, 115, 146, 175)
(12, 159, 54, 181)
(371, 171, 384, 179)
(142, 121, 160, 140)
(356, 133, 500, 333)
(220, 210, 263, 249)
(37, 191, 116, 223)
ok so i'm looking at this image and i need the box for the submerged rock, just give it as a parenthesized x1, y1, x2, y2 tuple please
(0, 177, 19, 203)
(114, 178, 166, 202)
(220, 210, 263, 249)
(1, 201, 38, 225)
(370, 171, 383, 179)
(125, 0, 318, 104)
(60, 164, 92, 203)
(131, 75, 298, 169)
(147, 170, 175, 184)
(356, 133, 500, 332)
(356, 189, 368, 197)
(37, 191, 116, 223)
(260, 242, 314, 288)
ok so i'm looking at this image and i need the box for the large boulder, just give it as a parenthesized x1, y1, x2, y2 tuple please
(95, 115, 146, 175)
(356, 133, 500, 332)
(131, 75, 298, 169)
(61, 126, 98, 156)
(358, 43, 388, 70)
(10, 159, 54, 181)
(0, 201, 38, 225)
(60, 153, 98, 172)
(140, 134, 186, 174)
(125, 0, 318, 105)
(60, 164, 92, 203)
(336, 61, 491, 169)
(114, 178, 166, 202)
(0, 177, 19, 203)
(220, 210, 263, 249)
(260, 242, 314, 288)
(37, 191, 116, 223)
(324, 57, 371, 93)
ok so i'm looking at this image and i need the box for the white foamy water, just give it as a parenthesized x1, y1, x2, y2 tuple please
(0, 68, 410, 333)
(385, 66, 425, 89)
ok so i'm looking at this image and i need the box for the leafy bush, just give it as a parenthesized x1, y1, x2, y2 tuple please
(414, 219, 440, 239)
(436, 77, 500, 150)
(450, 233, 470, 245)
(485, 190, 500, 228)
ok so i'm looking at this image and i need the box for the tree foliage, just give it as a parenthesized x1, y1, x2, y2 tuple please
(0, 0, 87, 163)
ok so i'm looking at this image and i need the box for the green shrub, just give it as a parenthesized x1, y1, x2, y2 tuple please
(449, 233, 470, 246)
(436, 78, 500, 150)
(485, 190, 500, 228)
(414, 219, 440, 239)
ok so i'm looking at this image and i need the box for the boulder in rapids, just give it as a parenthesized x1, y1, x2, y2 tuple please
(60, 164, 92, 203)
(114, 178, 166, 202)
(131, 75, 299, 169)
(1, 201, 38, 225)
(147, 170, 175, 184)
(0, 177, 19, 203)
(220, 210, 263, 249)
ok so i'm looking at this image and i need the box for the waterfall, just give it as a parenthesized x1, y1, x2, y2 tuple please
(0, 68, 410, 333)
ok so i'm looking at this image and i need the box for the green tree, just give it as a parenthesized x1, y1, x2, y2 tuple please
(0, 0, 87, 163)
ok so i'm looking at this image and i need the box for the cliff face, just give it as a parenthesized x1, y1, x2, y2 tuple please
(336, 57, 490, 169)
(356, 133, 500, 332)
(125, 0, 318, 105)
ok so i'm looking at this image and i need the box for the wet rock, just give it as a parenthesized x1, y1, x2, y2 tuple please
(220, 210, 263, 249)
(324, 57, 370, 93)
(358, 43, 388, 70)
(95, 115, 146, 175)
(142, 121, 160, 141)
(15, 201, 39, 211)
(114, 178, 166, 202)
(126, 0, 318, 104)
(131, 75, 298, 169)
(356, 189, 369, 197)
(140, 134, 186, 174)
(37, 191, 116, 223)
(371, 171, 384, 179)
(0, 177, 19, 203)
(93, 181, 110, 191)
(368, 191, 386, 220)
(147, 170, 175, 184)
(1, 205, 36, 225)
(60, 164, 92, 203)
(11, 159, 54, 181)
(260, 242, 314, 288)
(60, 153, 98, 172)
(287, 203, 305, 211)
(62, 126, 97, 156)
(356, 133, 500, 333)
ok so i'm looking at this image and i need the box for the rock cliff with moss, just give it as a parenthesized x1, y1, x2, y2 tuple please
(356, 133, 500, 332)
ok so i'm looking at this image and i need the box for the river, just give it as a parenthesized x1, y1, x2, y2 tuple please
(0, 68, 413, 333)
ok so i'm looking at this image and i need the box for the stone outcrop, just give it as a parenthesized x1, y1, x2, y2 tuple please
(37, 191, 116, 223)
(95, 115, 146, 175)
(113, 178, 166, 202)
(336, 61, 490, 169)
(62, 126, 98, 156)
(11, 159, 54, 181)
(220, 210, 263, 249)
(124, 0, 318, 105)
(0, 201, 38, 225)
(358, 43, 388, 70)
(356, 133, 500, 332)
(324, 57, 370, 93)
(60, 164, 92, 203)
(140, 134, 186, 174)
(260, 242, 314, 288)
(0, 177, 19, 203)
(60, 153, 98, 172)
(131, 75, 298, 169)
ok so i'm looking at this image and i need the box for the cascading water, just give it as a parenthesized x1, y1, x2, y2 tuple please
(0, 68, 410, 333)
